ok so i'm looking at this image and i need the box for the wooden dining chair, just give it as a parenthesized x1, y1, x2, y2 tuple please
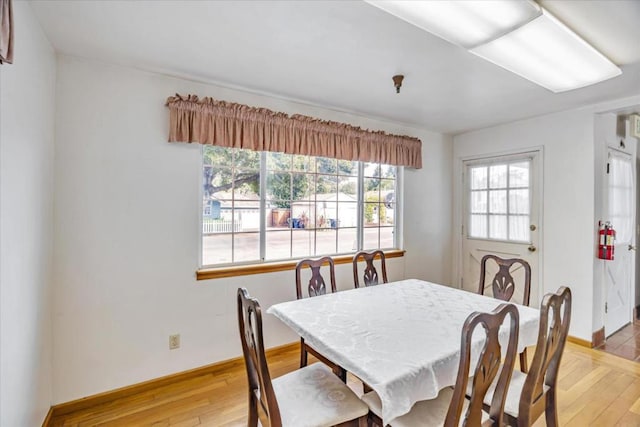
(362, 303, 520, 427)
(478, 254, 531, 372)
(483, 286, 572, 427)
(353, 250, 388, 288)
(295, 257, 347, 381)
(237, 288, 369, 427)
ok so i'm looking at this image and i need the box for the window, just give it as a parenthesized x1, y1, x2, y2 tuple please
(467, 159, 531, 242)
(202, 146, 398, 267)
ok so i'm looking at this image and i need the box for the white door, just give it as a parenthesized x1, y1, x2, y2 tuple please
(605, 149, 635, 336)
(461, 152, 541, 306)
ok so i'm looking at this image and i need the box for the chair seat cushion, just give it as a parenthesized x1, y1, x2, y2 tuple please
(362, 389, 488, 427)
(272, 363, 368, 427)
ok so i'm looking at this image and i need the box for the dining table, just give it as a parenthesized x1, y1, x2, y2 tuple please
(267, 278, 540, 425)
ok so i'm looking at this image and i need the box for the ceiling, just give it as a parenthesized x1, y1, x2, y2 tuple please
(30, 0, 640, 134)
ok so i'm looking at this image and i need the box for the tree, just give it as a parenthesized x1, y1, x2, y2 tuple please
(203, 146, 259, 197)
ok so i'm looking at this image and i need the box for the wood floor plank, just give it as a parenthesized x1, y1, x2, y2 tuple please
(49, 343, 640, 426)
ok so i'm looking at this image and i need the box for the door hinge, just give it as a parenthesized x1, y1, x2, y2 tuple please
(605, 302, 608, 313)
(606, 163, 610, 174)
(461, 225, 464, 236)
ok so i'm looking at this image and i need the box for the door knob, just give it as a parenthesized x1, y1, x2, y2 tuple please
(528, 245, 537, 252)
(629, 245, 636, 251)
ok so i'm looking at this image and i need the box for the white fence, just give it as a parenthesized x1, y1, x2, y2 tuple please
(203, 220, 242, 234)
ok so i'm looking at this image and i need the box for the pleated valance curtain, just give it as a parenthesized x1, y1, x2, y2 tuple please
(0, 0, 14, 64)
(165, 94, 422, 169)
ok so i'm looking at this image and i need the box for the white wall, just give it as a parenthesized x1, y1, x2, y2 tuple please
(453, 109, 597, 341)
(0, 3, 56, 426)
(52, 56, 453, 403)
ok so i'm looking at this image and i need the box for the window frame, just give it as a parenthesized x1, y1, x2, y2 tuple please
(198, 146, 403, 271)
(464, 154, 533, 244)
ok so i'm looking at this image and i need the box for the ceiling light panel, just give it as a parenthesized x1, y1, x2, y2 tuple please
(365, 0, 541, 48)
(470, 10, 622, 92)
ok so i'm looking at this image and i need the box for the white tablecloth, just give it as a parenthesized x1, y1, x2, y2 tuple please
(267, 279, 540, 424)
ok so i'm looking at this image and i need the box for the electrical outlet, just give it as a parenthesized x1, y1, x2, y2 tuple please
(169, 334, 180, 350)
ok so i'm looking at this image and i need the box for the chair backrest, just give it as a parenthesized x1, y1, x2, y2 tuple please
(446, 303, 520, 427)
(295, 257, 337, 299)
(478, 254, 532, 306)
(519, 286, 572, 425)
(352, 250, 388, 288)
(237, 288, 281, 427)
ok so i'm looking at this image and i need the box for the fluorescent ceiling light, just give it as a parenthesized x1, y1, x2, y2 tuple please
(470, 10, 622, 92)
(365, 0, 541, 48)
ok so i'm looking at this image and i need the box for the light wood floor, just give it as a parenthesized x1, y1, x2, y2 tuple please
(51, 342, 640, 426)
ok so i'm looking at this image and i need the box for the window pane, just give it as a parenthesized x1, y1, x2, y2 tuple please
(316, 175, 337, 194)
(234, 169, 260, 197)
(470, 167, 487, 190)
(380, 227, 394, 249)
(381, 164, 397, 179)
(291, 229, 314, 258)
(202, 234, 232, 265)
(265, 230, 292, 260)
(317, 157, 337, 174)
(364, 177, 381, 194)
(509, 216, 530, 241)
(315, 201, 336, 229)
(363, 227, 379, 250)
(509, 189, 529, 214)
(509, 161, 529, 187)
(291, 202, 313, 229)
(471, 191, 487, 213)
(235, 149, 260, 170)
(470, 214, 487, 238)
(291, 173, 312, 201)
(489, 165, 507, 188)
(336, 201, 357, 227)
(489, 215, 507, 239)
(268, 208, 291, 228)
(364, 203, 380, 227)
(337, 228, 358, 253)
(338, 176, 357, 197)
(266, 152, 291, 171)
(316, 229, 337, 255)
(292, 155, 314, 172)
(267, 172, 291, 203)
(364, 162, 382, 178)
(234, 232, 260, 263)
(337, 160, 357, 176)
(489, 190, 507, 213)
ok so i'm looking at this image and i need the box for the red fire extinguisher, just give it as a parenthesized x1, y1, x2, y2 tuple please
(598, 221, 616, 260)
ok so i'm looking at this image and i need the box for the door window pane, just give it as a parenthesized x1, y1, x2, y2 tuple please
(509, 189, 529, 214)
(470, 166, 488, 190)
(489, 165, 507, 188)
(509, 216, 530, 241)
(489, 215, 507, 239)
(509, 162, 529, 187)
(489, 190, 507, 214)
(471, 191, 487, 213)
(470, 214, 488, 238)
(467, 157, 532, 243)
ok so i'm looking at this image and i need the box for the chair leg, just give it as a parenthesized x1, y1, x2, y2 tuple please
(300, 338, 308, 368)
(545, 390, 559, 427)
(519, 348, 528, 373)
(247, 392, 258, 427)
